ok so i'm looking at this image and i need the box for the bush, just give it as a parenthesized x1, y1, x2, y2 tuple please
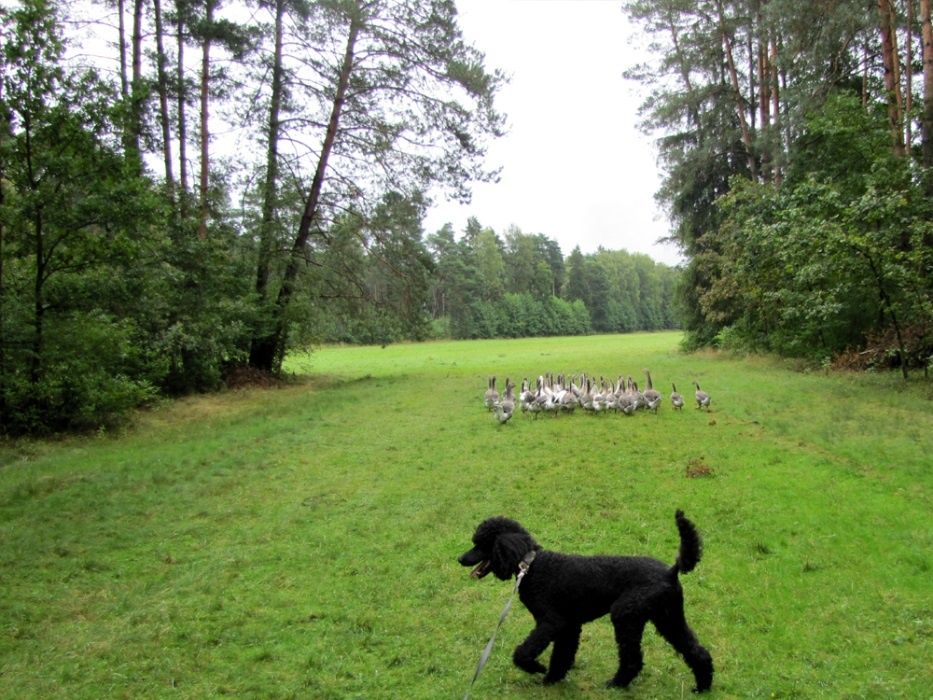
(1, 313, 157, 434)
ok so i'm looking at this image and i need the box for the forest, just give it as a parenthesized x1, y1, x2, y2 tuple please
(624, 0, 932, 373)
(1, 0, 931, 434)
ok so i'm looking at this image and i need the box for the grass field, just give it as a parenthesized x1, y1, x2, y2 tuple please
(1, 332, 930, 699)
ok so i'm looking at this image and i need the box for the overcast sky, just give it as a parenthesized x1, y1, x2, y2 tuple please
(423, 0, 683, 266)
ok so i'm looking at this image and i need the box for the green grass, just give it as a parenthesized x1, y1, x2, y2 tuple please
(1, 332, 930, 699)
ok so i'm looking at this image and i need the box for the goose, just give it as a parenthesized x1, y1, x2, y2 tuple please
(581, 378, 596, 412)
(559, 382, 578, 413)
(617, 377, 636, 415)
(630, 378, 647, 411)
(519, 378, 536, 414)
(645, 394, 662, 413)
(484, 376, 498, 411)
(570, 374, 586, 401)
(549, 374, 569, 415)
(604, 386, 619, 413)
(670, 383, 685, 410)
(693, 381, 711, 410)
(494, 379, 515, 424)
(592, 378, 609, 413)
(530, 377, 549, 419)
(644, 370, 662, 413)
(542, 375, 561, 416)
(619, 393, 637, 416)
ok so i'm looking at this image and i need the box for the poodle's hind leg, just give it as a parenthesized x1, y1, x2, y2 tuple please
(512, 623, 553, 676)
(543, 625, 581, 685)
(606, 598, 649, 689)
(652, 605, 714, 692)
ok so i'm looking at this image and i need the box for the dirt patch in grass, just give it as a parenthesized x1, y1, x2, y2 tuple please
(685, 458, 714, 478)
(223, 365, 283, 389)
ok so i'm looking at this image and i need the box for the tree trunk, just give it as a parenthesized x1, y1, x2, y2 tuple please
(198, 0, 214, 239)
(863, 249, 910, 380)
(176, 4, 189, 211)
(770, 35, 782, 186)
(716, 0, 757, 179)
(127, 0, 144, 172)
(921, 0, 933, 167)
(117, 0, 131, 158)
(0, 100, 8, 410)
(907, 0, 915, 152)
(879, 0, 906, 156)
(249, 14, 361, 372)
(757, 26, 771, 181)
(253, 0, 286, 303)
(153, 0, 175, 199)
(20, 109, 43, 386)
(117, 0, 129, 100)
(31, 207, 44, 385)
(664, 11, 700, 131)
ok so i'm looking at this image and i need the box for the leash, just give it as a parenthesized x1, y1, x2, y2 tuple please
(463, 551, 536, 700)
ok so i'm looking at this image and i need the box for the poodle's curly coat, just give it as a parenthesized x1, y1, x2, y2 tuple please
(458, 511, 713, 691)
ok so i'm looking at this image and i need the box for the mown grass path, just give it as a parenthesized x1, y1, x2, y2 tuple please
(1, 333, 930, 698)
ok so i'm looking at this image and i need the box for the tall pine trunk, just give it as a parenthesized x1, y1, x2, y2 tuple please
(0, 99, 8, 411)
(176, 4, 189, 213)
(125, 0, 144, 173)
(253, 0, 285, 303)
(249, 14, 361, 372)
(757, 33, 771, 180)
(198, 0, 214, 239)
(153, 0, 175, 199)
(716, 0, 758, 179)
(248, 0, 286, 368)
(771, 35, 782, 185)
(117, 0, 131, 158)
(22, 120, 45, 386)
(922, 0, 933, 168)
(879, 0, 906, 156)
(907, 0, 915, 151)
(664, 12, 699, 130)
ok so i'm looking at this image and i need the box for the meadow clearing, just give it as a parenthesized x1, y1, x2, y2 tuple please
(0, 332, 930, 699)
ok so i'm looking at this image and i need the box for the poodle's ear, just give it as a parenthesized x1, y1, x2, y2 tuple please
(490, 532, 535, 580)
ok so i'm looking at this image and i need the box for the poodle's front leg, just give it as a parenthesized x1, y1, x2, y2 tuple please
(543, 625, 581, 684)
(512, 623, 554, 675)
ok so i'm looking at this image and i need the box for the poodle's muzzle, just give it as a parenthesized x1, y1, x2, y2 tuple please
(458, 547, 491, 578)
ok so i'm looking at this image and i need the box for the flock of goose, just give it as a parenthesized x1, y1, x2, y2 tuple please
(484, 372, 711, 424)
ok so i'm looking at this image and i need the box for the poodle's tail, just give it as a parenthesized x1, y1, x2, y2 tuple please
(672, 509, 703, 575)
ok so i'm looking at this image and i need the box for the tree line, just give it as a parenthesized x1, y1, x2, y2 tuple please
(423, 219, 679, 342)
(0, 0, 678, 434)
(624, 0, 933, 376)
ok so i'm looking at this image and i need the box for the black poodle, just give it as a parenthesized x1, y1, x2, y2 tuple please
(457, 511, 713, 692)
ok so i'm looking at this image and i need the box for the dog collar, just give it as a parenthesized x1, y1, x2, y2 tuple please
(517, 550, 536, 577)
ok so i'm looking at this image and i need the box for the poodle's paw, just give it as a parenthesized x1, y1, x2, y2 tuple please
(514, 658, 547, 675)
(542, 672, 567, 685)
(692, 672, 713, 693)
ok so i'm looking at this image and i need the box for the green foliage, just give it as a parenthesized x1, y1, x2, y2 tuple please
(143, 227, 257, 394)
(0, 0, 166, 432)
(426, 220, 678, 340)
(626, 2, 933, 372)
(689, 95, 933, 368)
(2, 312, 157, 433)
(296, 193, 435, 346)
(0, 0, 262, 432)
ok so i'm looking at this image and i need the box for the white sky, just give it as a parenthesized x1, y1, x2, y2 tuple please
(423, 0, 683, 266)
